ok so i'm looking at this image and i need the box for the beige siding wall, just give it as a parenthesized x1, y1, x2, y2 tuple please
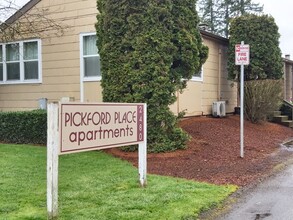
(84, 82, 103, 102)
(0, 1, 237, 115)
(0, 0, 99, 111)
(171, 37, 237, 116)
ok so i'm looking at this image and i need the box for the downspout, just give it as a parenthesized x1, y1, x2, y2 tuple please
(218, 48, 222, 101)
(177, 91, 180, 115)
(290, 65, 293, 102)
(283, 62, 286, 100)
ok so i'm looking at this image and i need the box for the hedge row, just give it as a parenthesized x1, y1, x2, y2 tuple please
(0, 110, 47, 145)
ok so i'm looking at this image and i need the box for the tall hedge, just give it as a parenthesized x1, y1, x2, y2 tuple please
(96, 0, 208, 152)
(228, 14, 283, 80)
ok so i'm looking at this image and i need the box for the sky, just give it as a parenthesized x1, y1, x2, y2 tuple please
(256, 0, 293, 57)
(7, 0, 293, 57)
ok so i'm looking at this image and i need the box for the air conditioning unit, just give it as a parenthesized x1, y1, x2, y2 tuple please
(212, 101, 226, 117)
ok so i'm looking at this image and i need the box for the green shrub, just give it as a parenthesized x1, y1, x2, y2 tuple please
(228, 14, 283, 81)
(0, 110, 47, 145)
(244, 80, 283, 123)
(96, 0, 208, 152)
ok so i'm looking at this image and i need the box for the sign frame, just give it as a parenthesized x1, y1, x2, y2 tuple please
(59, 102, 145, 154)
(235, 43, 250, 65)
(47, 102, 147, 219)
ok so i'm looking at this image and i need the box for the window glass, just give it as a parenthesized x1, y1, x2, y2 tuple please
(83, 35, 98, 56)
(193, 70, 202, 78)
(192, 67, 203, 81)
(0, 64, 3, 81)
(84, 56, 100, 77)
(7, 63, 20, 80)
(0, 46, 2, 62)
(24, 61, 38, 79)
(82, 34, 101, 79)
(0, 39, 40, 83)
(6, 43, 19, 61)
(24, 41, 38, 60)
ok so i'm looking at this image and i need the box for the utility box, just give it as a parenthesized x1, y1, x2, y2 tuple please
(38, 98, 48, 110)
(212, 101, 226, 117)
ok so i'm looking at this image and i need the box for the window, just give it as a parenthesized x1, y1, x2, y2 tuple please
(0, 39, 41, 84)
(191, 66, 204, 81)
(6, 43, 20, 80)
(80, 33, 101, 81)
(24, 41, 39, 80)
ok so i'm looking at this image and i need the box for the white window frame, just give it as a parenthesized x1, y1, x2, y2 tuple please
(0, 44, 3, 82)
(191, 66, 204, 82)
(0, 39, 42, 85)
(80, 33, 101, 82)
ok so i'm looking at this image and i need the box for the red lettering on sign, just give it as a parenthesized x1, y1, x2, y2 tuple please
(114, 111, 136, 124)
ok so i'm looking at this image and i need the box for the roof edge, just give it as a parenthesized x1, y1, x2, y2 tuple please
(200, 30, 229, 44)
(283, 57, 293, 64)
(4, 2, 230, 46)
(5, 0, 41, 25)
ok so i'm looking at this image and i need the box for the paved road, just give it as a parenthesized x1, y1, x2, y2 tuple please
(218, 163, 293, 220)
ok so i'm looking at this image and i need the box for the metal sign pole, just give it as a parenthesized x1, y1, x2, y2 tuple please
(240, 41, 245, 158)
(235, 41, 249, 157)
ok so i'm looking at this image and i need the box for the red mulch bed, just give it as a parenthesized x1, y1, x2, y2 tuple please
(105, 115, 293, 186)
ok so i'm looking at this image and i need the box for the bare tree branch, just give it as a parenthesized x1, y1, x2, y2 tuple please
(0, 0, 69, 42)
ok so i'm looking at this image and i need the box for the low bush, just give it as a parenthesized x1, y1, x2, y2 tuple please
(244, 79, 283, 123)
(0, 110, 47, 145)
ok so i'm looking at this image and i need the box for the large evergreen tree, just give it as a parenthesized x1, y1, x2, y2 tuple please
(228, 14, 283, 123)
(235, 0, 263, 16)
(198, 0, 221, 33)
(228, 14, 283, 80)
(96, 0, 208, 152)
(198, 0, 263, 37)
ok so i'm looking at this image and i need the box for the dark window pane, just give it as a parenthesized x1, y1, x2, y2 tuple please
(0, 64, 3, 81)
(7, 63, 20, 80)
(6, 43, 19, 61)
(24, 41, 38, 60)
(0, 46, 2, 62)
(193, 70, 202, 78)
(84, 56, 100, 77)
(24, 61, 38, 79)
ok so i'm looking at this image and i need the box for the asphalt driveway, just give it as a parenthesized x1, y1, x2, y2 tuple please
(218, 162, 293, 220)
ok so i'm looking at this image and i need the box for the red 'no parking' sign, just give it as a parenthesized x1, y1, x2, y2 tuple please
(235, 44, 250, 65)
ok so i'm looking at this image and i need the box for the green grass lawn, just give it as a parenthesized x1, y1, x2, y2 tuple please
(0, 144, 237, 220)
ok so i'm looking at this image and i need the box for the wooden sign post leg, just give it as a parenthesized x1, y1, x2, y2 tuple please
(47, 103, 59, 219)
(138, 104, 147, 187)
(139, 141, 147, 187)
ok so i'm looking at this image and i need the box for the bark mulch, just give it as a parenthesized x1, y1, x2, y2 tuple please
(105, 115, 293, 186)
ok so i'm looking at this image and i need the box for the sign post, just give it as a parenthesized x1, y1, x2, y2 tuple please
(47, 102, 147, 219)
(235, 41, 250, 158)
(138, 104, 147, 186)
(47, 103, 59, 219)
